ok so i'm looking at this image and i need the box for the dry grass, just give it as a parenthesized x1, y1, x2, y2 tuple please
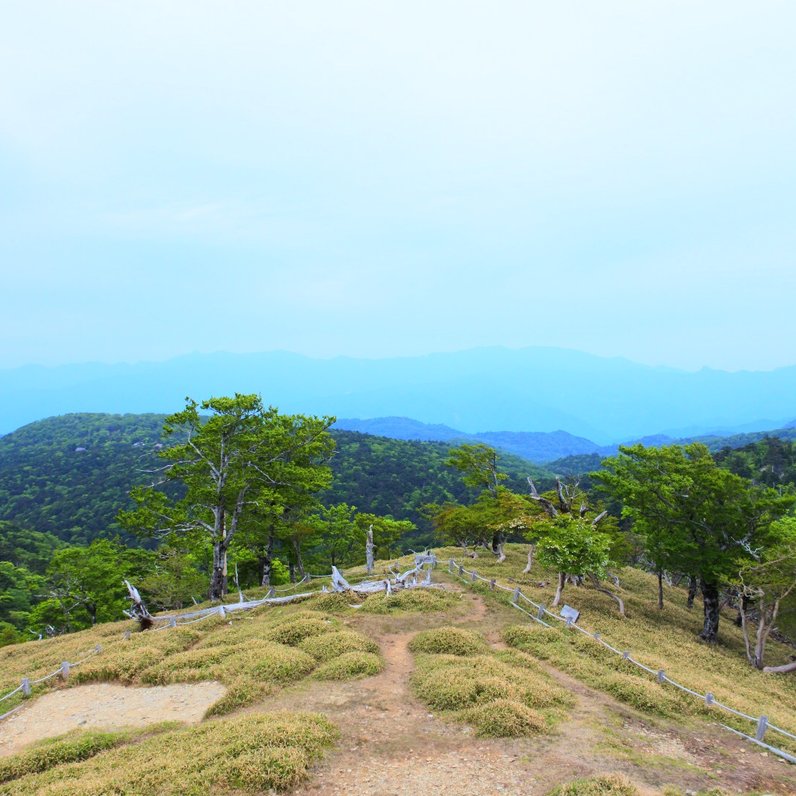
(440, 544, 796, 750)
(0, 712, 338, 795)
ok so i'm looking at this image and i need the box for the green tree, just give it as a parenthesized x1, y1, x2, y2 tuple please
(733, 515, 796, 670)
(119, 395, 334, 600)
(138, 545, 207, 611)
(44, 539, 153, 630)
(596, 443, 794, 642)
(535, 516, 617, 609)
(308, 503, 363, 569)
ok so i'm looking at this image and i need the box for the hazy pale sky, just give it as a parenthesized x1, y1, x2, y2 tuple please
(1, 1, 794, 371)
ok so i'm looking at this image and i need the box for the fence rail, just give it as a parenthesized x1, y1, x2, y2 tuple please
(448, 557, 796, 765)
(0, 645, 102, 722)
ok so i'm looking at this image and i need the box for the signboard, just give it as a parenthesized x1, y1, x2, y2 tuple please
(560, 604, 580, 624)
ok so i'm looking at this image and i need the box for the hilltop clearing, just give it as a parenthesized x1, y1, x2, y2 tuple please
(0, 551, 793, 794)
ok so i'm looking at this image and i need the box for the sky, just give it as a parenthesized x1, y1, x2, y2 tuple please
(1, 1, 795, 372)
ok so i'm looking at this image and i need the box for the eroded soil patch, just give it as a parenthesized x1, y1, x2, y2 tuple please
(0, 681, 226, 756)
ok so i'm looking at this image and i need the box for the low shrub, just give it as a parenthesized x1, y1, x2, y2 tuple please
(265, 618, 334, 646)
(358, 588, 461, 614)
(461, 698, 546, 737)
(408, 626, 487, 656)
(546, 773, 640, 795)
(298, 630, 378, 662)
(313, 652, 383, 680)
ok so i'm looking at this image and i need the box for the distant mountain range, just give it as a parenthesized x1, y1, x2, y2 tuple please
(1, 347, 795, 442)
(334, 416, 796, 464)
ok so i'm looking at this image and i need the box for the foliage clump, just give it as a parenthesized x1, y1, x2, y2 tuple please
(0, 712, 338, 795)
(408, 626, 488, 656)
(314, 651, 383, 680)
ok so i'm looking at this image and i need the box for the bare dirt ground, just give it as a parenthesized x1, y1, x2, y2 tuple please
(254, 584, 794, 796)
(0, 681, 226, 757)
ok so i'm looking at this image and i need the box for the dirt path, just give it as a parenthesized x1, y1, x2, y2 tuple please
(0, 682, 226, 757)
(257, 584, 794, 796)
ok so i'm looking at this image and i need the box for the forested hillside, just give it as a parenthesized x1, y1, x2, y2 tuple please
(0, 415, 552, 547)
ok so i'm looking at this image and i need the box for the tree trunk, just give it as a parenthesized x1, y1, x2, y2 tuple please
(495, 541, 506, 563)
(292, 538, 306, 579)
(686, 576, 698, 609)
(589, 574, 626, 617)
(288, 561, 296, 583)
(209, 542, 228, 601)
(522, 544, 535, 574)
(260, 534, 275, 587)
(657, 570, 664, 610)
(698, 580, 720, 643)
(763, 660, 796, 674)
(491, 531, 500, 553)
(552, 572, 566, 607)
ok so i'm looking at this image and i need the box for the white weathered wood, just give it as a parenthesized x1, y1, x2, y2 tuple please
(366, 524, 375, 574)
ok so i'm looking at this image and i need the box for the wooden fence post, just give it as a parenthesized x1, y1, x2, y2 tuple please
(60, 661, 70, 680)
(21, 678, 30, 697)
(705, 692, 714, 706)
(471, 570, 477, 583)
(537, 605, 546, 621)
(657, 669, 665, 684)
(489, 579, 496, 590)
(511, 587, 520, 604)
(169, 617, 177, 628)
(756, 715, 768, 741)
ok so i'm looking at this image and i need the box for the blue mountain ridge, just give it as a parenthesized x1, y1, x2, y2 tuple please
(1, 347, 795, 442)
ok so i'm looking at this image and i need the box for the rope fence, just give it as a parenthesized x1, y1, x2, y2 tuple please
(0, 644, 103, 722)
(448, 557, 796, 765)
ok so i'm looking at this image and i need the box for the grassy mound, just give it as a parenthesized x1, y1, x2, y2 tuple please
(409, 627, 573, 737)
(357, 588, 462, 614)
(298, 630, 379, 662)
(462, 698, 546, 737)
(408, 626, 488, 656)
(264, 616, 334, 646)
(0, 730, 131, 783)
(546, 773, 640, 795)
(313, 652, 383, 680)
(0, 712, 338, 795)
(303, 593, 353, 613)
